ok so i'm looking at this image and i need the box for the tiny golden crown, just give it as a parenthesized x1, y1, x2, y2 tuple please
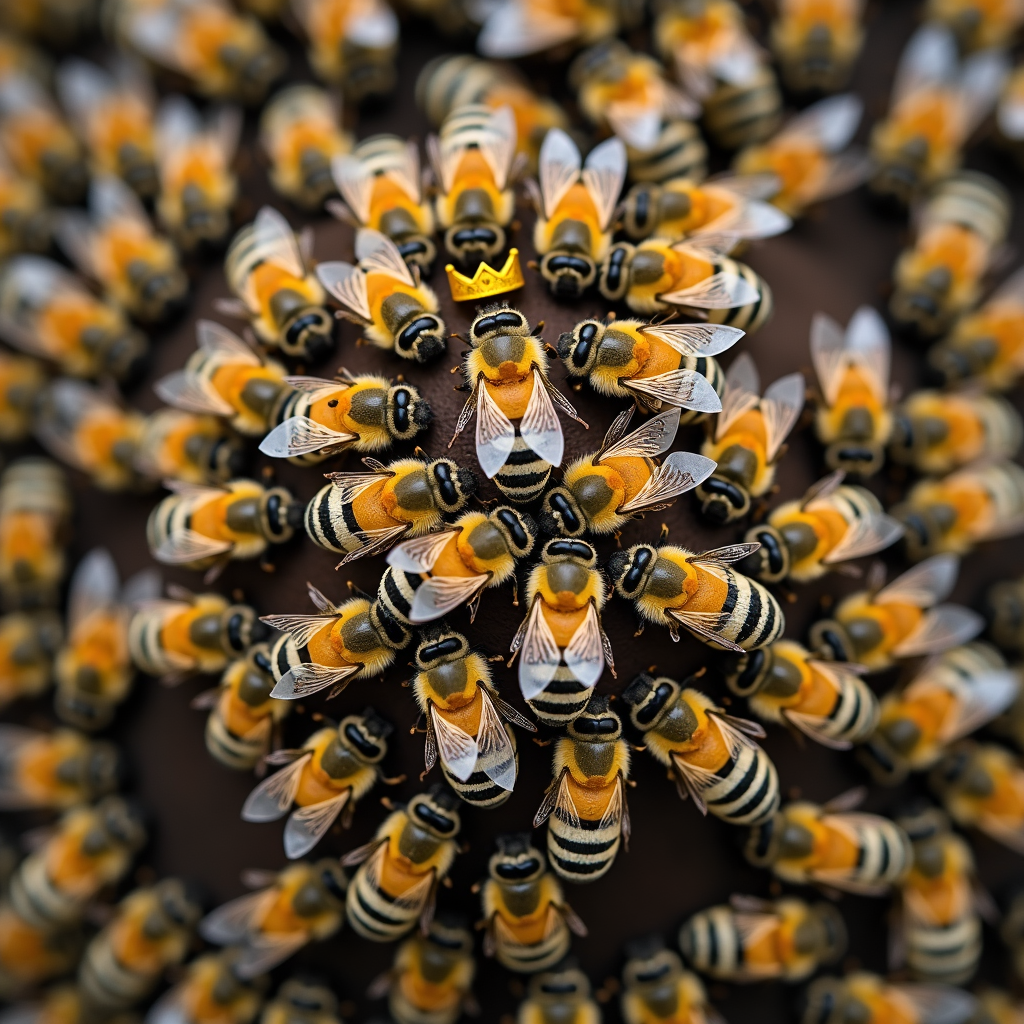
(445, 248, 525, 302)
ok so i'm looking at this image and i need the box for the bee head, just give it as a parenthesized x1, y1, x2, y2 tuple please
(40, 151, 88, 206)
(274, 978, 337, 1016)
(338, 708, 392, 763)
(537, 487, 587, 539)
(983, 578, 1024, 653)
(607, 543, 656, 598)
(427, 458, 478, 514)
(540, 537, 596, 568)
(892, 500, 949, 563)
(806, 618, 854, 664)
(280, 305, 335, 362)
(925, 339, 983, 389)
(444, 221, 506, 268)
(540, 251, 597, 298)
(392, 233, 437, 277)
(738, 525, 787, 583)
(597, 242, 635, 301)
(103, 326, 149, 388)
(930, 743, 993, 799)
(824, 439, 885, 478)
(557, 319, 605, 377)
(620, 183, 665, 241)
(720, 646, 770, 698)
(425, 912, 473, 954)
(469, 304, 532, 346)
(622, 935, 683, 989)
(490, 506, 538, 559)
(794, 902, 846, 964)
(235, 644, 276, 706)
(802, 977, 860, 1024)
(386, 383, 433, 441)
(307, 859, 348, 910)
(696, 473, 752, 525)
(82, 740, 123, 801)
(490, 832, 545, 882)
(529, 963, 590, 1003)
(894, 801, 951, 844)
(259, 486, 302, 543)
(567, 693, 622, 742)
(298, 148, 337, 211)
(868, 152, 926, 215)
(415, 626, 469, 670)
(130, 263, 190, 325)
(219, 39, 286, 106)
(745, 810, 815, 868)
(154, 877, 203, 931)
(621, 673, 682, 733)
(178, 188, 232, 254)
(222, 604, 264, 656)
(98, 795, 147, 853)
(396, 312, 447, 364)
(409, 786, 462, 838)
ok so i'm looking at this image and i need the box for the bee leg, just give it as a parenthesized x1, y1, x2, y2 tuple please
(633, 619, 645, 638)
(380, 774, 406, 786)
(380, 796, 396, 810)
(510, 577, 519, 607)
(259, 555, 276, 574)
(346, 580, 372, 599)
(613, 529, 623, 548)
(532, 737, 553, 747)
(471, 492, 497, 509)
(658, 523, 670, 542)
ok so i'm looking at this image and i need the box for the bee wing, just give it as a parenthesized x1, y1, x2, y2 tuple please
(210, 104, 243, 164)
(145, 990, 188, 1024)
(666, 608, 746, 653)
(475, 689, 518, 791)
(687, 542, 762, 566)
(891, 605, 984, 658)
(889, 986, 977, 1024)
(345, 0, 400, 49)
(606, 101, 663, 152)
(978, 815, 1024, 854)
(893, 24, 959, 104)
(777, 94, 863, 152)
(316, 262, 371, 323)
(233, 932, 310, 979)
(809, 311, 848, 407)
(409, 574, 489, 624)
(69, 548, 120, 627)
(708, 172, 782, 201)
(639, 322, 745, 358)
(520, 369, 565, 467)
(658, 271, 760, 310)
(55, 58, 112, 127)
(153, 371, 234, 417)
(958, 48, 1009, 136)
(478, 2, 580, 60)
(284, 790, 352, 859)
(196, 319, 262, 363)
(354, 228, 414, 286)
(538, 128, 582, 220)
(54, 210, 98, 279)
(598, 774, 625, 832)
(91, 174, 150, 229)
(154, 94, 203, 158)
(937, 668, 1020, 742)
(999, 90, 1024, 139)
(491, 692, 537, 731)
(801, 469, 846, 509)
(270, 662, 361, 701)
(699, 196, 792, 240)
(321, 468, 392, 504)
(715, 352, 761, 441)
(551, 769, 582, 828)
(331, 154, 372, 225)
(672, 234, 741, 261)
(781, 709, 854, 750)
(251, 206, 305, 279)
(306, 583, 340, 614)
(563, 601, 604, 689)
(477, 105, 517, 190)
(760, 372, 805, 462)
(335, 525, 412, 566)
(875, 553, 960, 607)
(200, 887, 277, 945)
(618, 452, 717, 515)
(259, 417, 358, 459)
(846, 305, 891, 399)
(599, 406, 681, 461)
(806, 148, 874, 204)
(669, 751, 717, 812)
(285, 376, 349, 392)
(258, 614, 335, 649)
(386, 530, 459, 574)
(822, 512, 904, 564)
(241, 752, 313, 822)
(518, 598, 561, 700)
(476, 382, 517, 478)
(625, 369, 724, 414)
(123, 568, 162, 609)
(582, 136, 627, 232)
(430, 705, 478, 782)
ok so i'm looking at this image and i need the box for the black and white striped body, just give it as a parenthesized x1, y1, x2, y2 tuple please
(702, 66, 783, 150)
(444, 724, 517, 809)
(495, 435, 552, 505)
(696, 742, 780, 826)
(906, 908, 981, 985)
(707, 257, 773, 335)
(205, 709, 266, 771)
(9, 855, 84, 929)
(547, 802, 621, 884)
(811, 672, 879, 745)
(496, 919, 570, 974)
(303, 481, 368, 556)
(79, 934, 152, 1010)
(626, 120, 708, 183)
(526, 667, 591, 727)
(678, 354, 726, 425)
(679, 905, 746, 978)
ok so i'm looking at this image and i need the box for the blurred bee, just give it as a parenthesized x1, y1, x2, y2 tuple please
(697, 354, 805, 524)
(892, 460, 1024, 562)
(620, 935, 714, 1024)
(146, 478, 302, 579)
(1003, 893, 1024, 986)
(998, 65, 1024, 170)
(679, 895, 846, 982)
(0, 912, 81, 997)
(531, 129, 626, 299)
(222, 207, 333, 361)
(318, 228, 446, 364)
(0, 612, 62, 710)
(261, 979, 339, 1024)
(932, 0, 1022, 58)
(261, 85, 351, 211)
(517, 964, 599, 1024)
(144, 950, 266, 1024)
(771, 0, 864, 94)
(722, 640, 879, 749)
(890, 171, 1011, 339)
(0, 157, 50, 258)
(368, 915, 476, 1024)
(608, 541, 785, 651)
(803, 972, 978, 1024)
(623, 672, 779, 826)
(0, 75, 87, 205)
(79, 879, 202, 1012)
(200, 860, 347, 977)
(328, 134, 435, 274)
(0, 257, 149, 386)
(0, 352, 45, 445)
(534, 695, 630, 884)
(154, 96, 241, 252)
(413, 626, 534, 808)
(342, 785, 462, 941)
(538, 408, 716, 539)
(379, 505, 537, 626)
(136, 409, 246, 487)
(449, 304, 585, 503)
(55, 177, 188, 326)
(986, 570, 1024, 654)
(476, 0, 636, 59)
(56, 59, 157, 200)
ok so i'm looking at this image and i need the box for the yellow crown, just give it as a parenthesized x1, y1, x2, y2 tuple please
(445, 248, 525, 302)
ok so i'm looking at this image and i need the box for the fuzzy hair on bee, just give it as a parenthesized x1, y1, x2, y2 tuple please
(621, 935, 712, 1024)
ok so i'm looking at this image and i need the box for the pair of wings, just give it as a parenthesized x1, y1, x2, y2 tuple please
(477, 0, 588, 59)
(534, 767, 629, 843)
(154, 95, 242, 168)
(657, 247, 762, 311)
(66, 547, 161, 630)
(604, 79, 699, 152)
(293, 0, 400, 49)
(427, 105, 517, 195)
(690, 186, 792, 242)
(258, 376, 361, 459)
(331, 141, 422, 226)
(714, 352, 805, 463)
(260, 616, 361, 703)
(151, 480, 240, 566)
(810, 305, 891, 407)
(538, 128, 626, 233)
(909, 667, 1020, 745)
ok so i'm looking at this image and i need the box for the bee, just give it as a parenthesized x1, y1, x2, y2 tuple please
(476, 0, 635, 59)
(803, 972, 978, 1024)
(890, 171, 1011, 340)
(696, 354, 805, 524)
(342, 785, 462, 941)
(261, 85, 351, 211)
(448, 303, 585, 503)
(0, 156, 51, 258)
(997, 65, 1024, 166)
(0, 351, 46, 444)
(608, 542, 785, 651)
(379, 505, 537, 627)
(317, 227, 446, 364)
(199, 860, 347, 977)
(986, 569, 1024, 654)
(0, 612, 62, 710)
(538, 408, 717, 539)
(623, 672, 779, 826)
(329, 134, 435, 275)
(222, 206, 333, 361)
(144, 951, 266, 1024)
(929, 0, 1021, 62)
(770, 0, 864, 95)
(413, 627, 534, 808)
(0, 917, 81, 997)
(261, 979, 339, 1024)
(679, 895, 846, 982)
(136, 409, 246, 487)
(79, 879, 202, 1012)
(154, 96, 241, 253)
(531, 129, 626, 299)
(892, 460, 1024, 562)
(242, 708, 393, 858)
(517, 964, 599, 1024)
(620, 935, 714, 1024)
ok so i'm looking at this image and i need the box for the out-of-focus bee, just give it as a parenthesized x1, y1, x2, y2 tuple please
(623, 672, 779, 826)
(0, 352, 45, 444)
(261, 85, 351, 211)
(697, 354, 804, 524)
(413, 626, 534, 808)
(200, 860, 347, 977)
(222, 207, 332, 361)
(477, 0, 637, 59)
(803, 972, 978, 1024)
(449, 304, 585, 503)
(242, 708, 393, 858)
(608, 541, 785, 651)
(56, 177, 188, 326)
(329, 134, 435, 275)
(79, 879, 202, 1012)
(144, 950, 266, 1024)
(0, 612, 62, 710)
(987, 570, 1024, 654)
(890, 171, 1011, 340)
(260, 979, 339, 1024)
(317, 228, 446, 364)
(620, 935, 714, 1024)
(771, 0, 864, 94)
(970, 992, 1024, 1024)
(480, 834, 586, 972)
(380, 505, 537, 626)
(342, 785, 462, 941)
(679, 895, 846, 982)
(998, 64, 1024, 167)
(534, 695, 630, 884)
(531, 130, 626, 299)
(517, 964, 599, 1024)
(0, 156, 50, 258)
(154, 96, 241, 252)
(0, 257, 149, 385)
(136, 409, 246, 486)
(892, 460, 1024, 562)
(931, 0, 1023, 57)
(0, 917, 80, 997)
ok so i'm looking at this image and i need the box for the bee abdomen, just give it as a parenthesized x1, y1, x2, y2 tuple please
(375, 567, 418, 627)
(847, 820, 912, 887)
(906, 913, 981, 984)
(677, 355, 726, 425)
(702, 743, 780, 825)
(79, 933, 152, 1010)
(303, 482, 363, 554)
(525, 668, 591, 726)
(626, 121, 708, 184)
(347, 871, 420, 941)
(714, 568, 785, 651)
(495, 919, 571, 973)
(494, 437, 552, 505)
(679, 905, 743, 978)
(820, 674, 879, 744)
(205, 711, 264, 771)
(702, 67, 783, 150)
(443, 728, 517, 809)
(128, 612, 174, 676)
(9, 858, 78, 929)
(547, 806, 621, 883)
(708, 259, 773, 335)
(270, 632, 309, 684)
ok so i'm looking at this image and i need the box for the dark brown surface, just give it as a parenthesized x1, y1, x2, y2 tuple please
(6, 0, 1024, 1020)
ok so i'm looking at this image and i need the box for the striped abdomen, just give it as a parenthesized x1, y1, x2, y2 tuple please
(677, 354, 725, 425)
(702, 66, 782, 150)
(707, 258, 773, 335)
(9, 858, 81, 929)
(816, 673, 880, 745)
(627, 121, 707, 183)
(389, 987, 460, 1024)
(444, 726, 517, 809)
(347, 862, 426, 941)
(547, 791, 621, 884)
(841, 818, 912, 888)
(376, 566, 421, 627)
(268, 388, 332, 467)
(79, 935, 153, 1009)
(526, 667, 591, 727)
(704, 567, 784, 651)
(679, 905, 745, 979)
(304, 482, 365, 555)
(128, 610, 176, 676)
(495, 917, 571, 973)
(205, 711, 265, 771)
(906, 911, 981, 985)
(146, 494, 190, 557)
(494, 434, 552, 505)
(689, 742, 779, 826)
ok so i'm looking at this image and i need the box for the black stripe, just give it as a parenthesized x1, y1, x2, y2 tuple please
(550, 831, 617, 853)
(735, 580, 760, 643)
(729, 765, 773, 821)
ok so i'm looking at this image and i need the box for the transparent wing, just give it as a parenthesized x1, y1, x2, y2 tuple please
(91, 174, 149, 228)
(670, 751, 718, 811)
(582, 136, 627, 231)
(552, 769, 582, 828)
(893, 24, 959, 104)
(332, 153, 373, 224)
(708, 172, 782, 200)
(958, 48, 1008, 136)
(822, 513, 904, 564)
(155, 94, 202, 156)
(476, 383, 517, 479)
(355, 228, 415, 286)
(233, 932, 309, 979)
(701, 195, 792, 239)
(477, 1, 580, 58)
(196, 319, 261, 363)
(666, 607, 746, 653)
(760, 373, 805, 461)
(598, 775, 625, 831)
(618, 452, 716, 515)
(386, 530, 459, 574)
(430, 705, 478, 781)
(252, 207, 305, 278)
(69, 548, 119, 627)
(875, 553, 959, 607)
(778, 93, 863, 152)
(891, 605, 984, 657)
(639, 322, 744, 358)
(153, 530, 233, 565)
(334, 525, 411, 566)
(892, 986, 977, 1024)
(625, 368, 723, 413)
(659, 271, 760, 309)
(270, 663, 361, 700)
(242, 753, 312, 821)
(475, 689, 517, 791)
(846, 305, 891, 400)
(518, 598, 561, 700)
(810, 311, 847, 406)
(563, 602, 604, 689)
(939, 669, 1020, 742)
(715, 352, 761, 440)
(782, 709, 853, 750)
(689, 542, 763, 565)
(345, 0, 400, 49)
(606, 102, 663, 151)
(520, 371, 564, 467)
(306, 583, 339, 614)
(153, 371, 234, 417)
(321, 469, 390, 504)
(600, 406, 681, 461)
(316, 262, 371, 323)
(284, 791, 351, 858)
(200, 888, 275, 945)
(258, 614, 336, 649)
(409, 574, 489, 624)
(538, 128, 581, 219)
(259, 418, 357, 459)
(809, 149, 874, 204)
(479, 105, 517, 190)
(801, 469, 846, 509)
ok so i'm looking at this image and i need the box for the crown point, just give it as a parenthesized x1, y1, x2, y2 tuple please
(446, 249, 526, 303)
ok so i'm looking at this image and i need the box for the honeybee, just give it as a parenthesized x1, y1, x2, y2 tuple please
(608, 541, 785, 651)
(0, 257, 149, 385)
(222, 207, 333, 361)
(770, 0, 864, 94)
(379, 505, 537, 626)
(620, 935, 714, 1024)
(261, 85, 351, 211)
(534, 695, 630, 884)
(144, 951, 266, 1024)
(0, 156, 51, 258)
(0, 352, 45, 444)
(697, 354, 805, 524)
(329, 134, 435, 274)
(890, 171, 1011, 339)
(199, 860, 347, 977)
(623, 672, 779, 826)
(807, 553, 984, 672)
(998, 65, 1024, 166)
(448, 303, 585, 503)
(318, 228, 447, 364)
(531, 129, 626, 299)
(679, 895, 846, 982)
(476, 0, 635, 59)
(986, 570, 1024, 654)
(55, 176, 188, 326)
(722, 640, 879, 749)
(0, 612, 62, 710)
(0, 912, 81, 997)
(136, 409, 246, 487)
(342, 785, 462, 941)
(154, 96, 241, 252)
(79, 879, 202, 1012)
(517, 964, 599, 1024)
(538, 408, 716, 539)
(869, 25, 1008, 211)
(413, 626, 534, 808)
(803, 972, 978, 1024)
(261, 979, 339, 1024)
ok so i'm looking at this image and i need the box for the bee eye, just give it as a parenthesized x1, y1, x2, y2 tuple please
(327, 399, 339, 408)
(473, 309, 527, 337)
(420, 636, 463, 661)
(413, 801, 457, 833)
(432, 461, 459, 505)
(495, 507, 532, 551)
(343, 722, 382, 758)
(623, 547, 653, 592)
